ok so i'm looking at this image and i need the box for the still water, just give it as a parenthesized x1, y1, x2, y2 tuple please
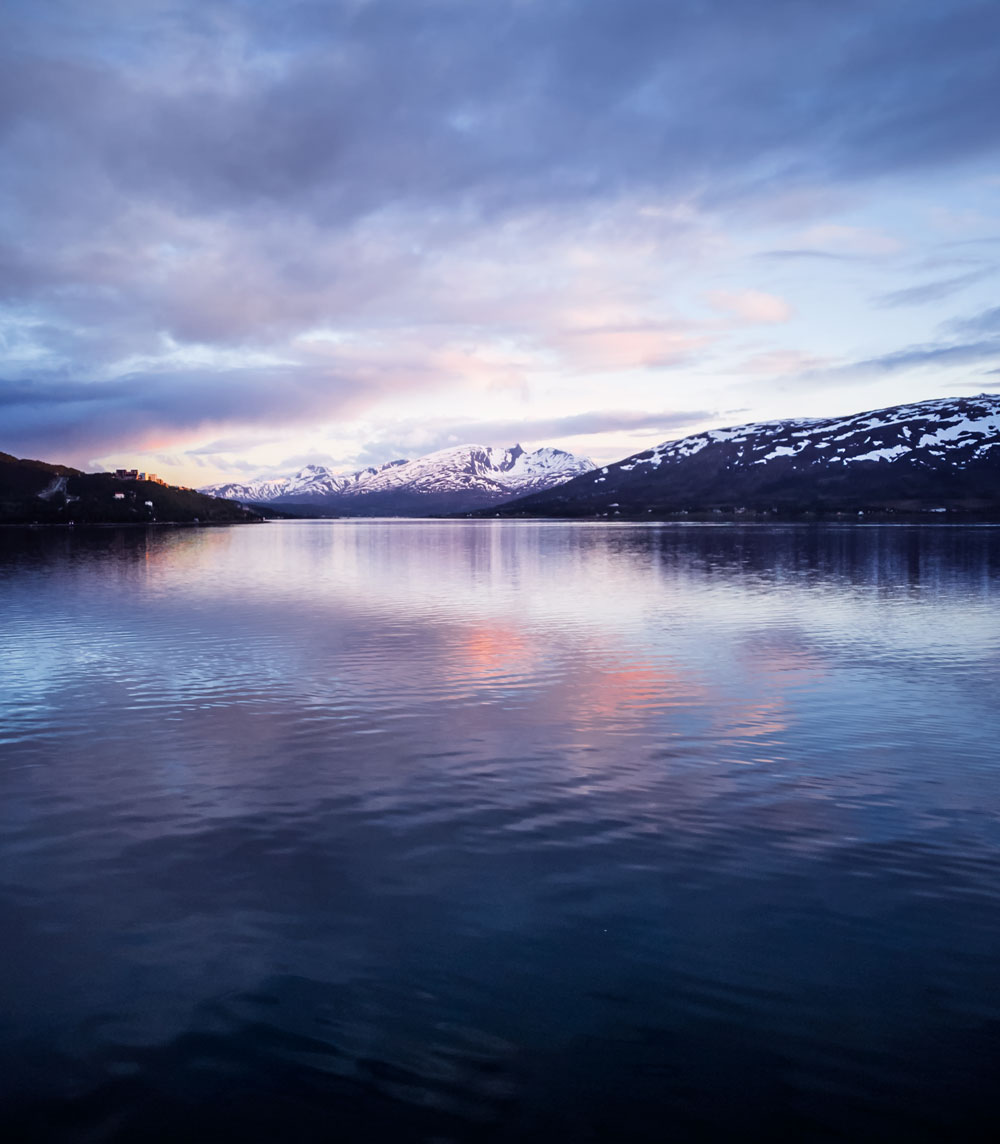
(2, 520, 999, 1141)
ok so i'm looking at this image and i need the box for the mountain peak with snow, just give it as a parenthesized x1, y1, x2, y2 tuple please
(200, 443, 595, 515)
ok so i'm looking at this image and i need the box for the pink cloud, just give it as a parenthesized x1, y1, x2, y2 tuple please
(707, 290, 793, 323)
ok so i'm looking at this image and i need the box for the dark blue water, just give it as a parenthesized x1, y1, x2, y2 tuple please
(2, 521, 1000, 1142)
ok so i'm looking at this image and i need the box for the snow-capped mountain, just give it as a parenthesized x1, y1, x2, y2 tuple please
(202, 459, 409, 504)
(346, 444, 592, 499)
(201, 444, 594, 515)
(496, 394, 1000, 517)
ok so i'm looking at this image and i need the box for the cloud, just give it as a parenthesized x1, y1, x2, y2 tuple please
(4, 3, 999, 278)
(348, 408, 716, 467)
(542, 310, 706, 371)
(736, 350, 831, 376)
(816, 339, 1000, 382)
(0, 359, 424, 464)
(3, 0, 1000, 462)
(944, 305, 1000, 337)
(796, 225, 903, 257)
(754, 226, 905, 264)
(784, 298, 1000, 383)
(707, 290, 793, 323)
(875, 268, 995, 308)
(753, 249, 857, 262)
(184, 434, 286, 456)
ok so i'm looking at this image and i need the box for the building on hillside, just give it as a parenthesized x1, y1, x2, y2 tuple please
(113, 469, 139, 481)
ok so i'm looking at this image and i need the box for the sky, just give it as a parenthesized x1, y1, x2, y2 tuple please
(1, 0, 999, 486)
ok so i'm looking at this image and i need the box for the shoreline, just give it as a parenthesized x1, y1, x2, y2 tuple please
(0, 518, 268, 529)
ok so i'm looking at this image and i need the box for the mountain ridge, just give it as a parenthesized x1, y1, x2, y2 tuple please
(201, 443, 595, 515)
(488, 394, 1000, 519)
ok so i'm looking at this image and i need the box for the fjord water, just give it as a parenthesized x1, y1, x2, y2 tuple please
(2, 521, 999, 1142)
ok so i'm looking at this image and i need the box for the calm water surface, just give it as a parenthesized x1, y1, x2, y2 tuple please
(2, 520, 1000, 1141)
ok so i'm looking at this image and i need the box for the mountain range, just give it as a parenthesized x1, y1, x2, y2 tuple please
(7, 393, 998, 525)
(200, 444, 595, 515)
(492, 394, 1000, 518)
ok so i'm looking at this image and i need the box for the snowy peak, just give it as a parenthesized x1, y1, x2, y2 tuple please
(504, 446, 591, 488)
(336, 443, 594, 497)
(199, 443, 594, 512)
(200, 457, 410, 503)
(203, 475, 293, 502)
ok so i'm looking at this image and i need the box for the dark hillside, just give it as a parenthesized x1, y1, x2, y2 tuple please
(0, 453, 262, 524)
(491, 395, 1000, 520)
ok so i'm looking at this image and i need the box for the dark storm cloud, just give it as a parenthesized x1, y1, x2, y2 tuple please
(6, 0, 999, 227)
(3, 0, 1000, 455)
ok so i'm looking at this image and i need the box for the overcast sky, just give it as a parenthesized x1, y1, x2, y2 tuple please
(2, 0, 999, 483)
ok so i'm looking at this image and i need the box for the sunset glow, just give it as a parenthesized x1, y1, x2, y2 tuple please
(1, 2, 997, 485)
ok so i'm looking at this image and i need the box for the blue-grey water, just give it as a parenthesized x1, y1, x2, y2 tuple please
(2, 520, 1000, 1142)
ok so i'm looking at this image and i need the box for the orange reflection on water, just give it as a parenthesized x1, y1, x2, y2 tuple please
(573, 653, 699, 722)
(450, 623, 537, 684)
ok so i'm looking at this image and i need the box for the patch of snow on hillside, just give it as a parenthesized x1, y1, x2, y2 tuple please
(918, 418, 999, 448)
(845, 445, 911, 464)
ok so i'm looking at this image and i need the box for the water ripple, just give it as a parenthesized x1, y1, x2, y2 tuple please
(2, 522, 1000, 1140)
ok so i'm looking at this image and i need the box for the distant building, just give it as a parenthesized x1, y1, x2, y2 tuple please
(113, 492, 125, 500)
(113, 469, 139, 481)
(144, 500, 153, 507)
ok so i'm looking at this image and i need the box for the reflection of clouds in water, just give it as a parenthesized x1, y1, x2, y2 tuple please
(446, 623, 538, 689)
(4, 523, 999, 787)
(5, 523, 998, 786)
(4, 520, 1000, 1139)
